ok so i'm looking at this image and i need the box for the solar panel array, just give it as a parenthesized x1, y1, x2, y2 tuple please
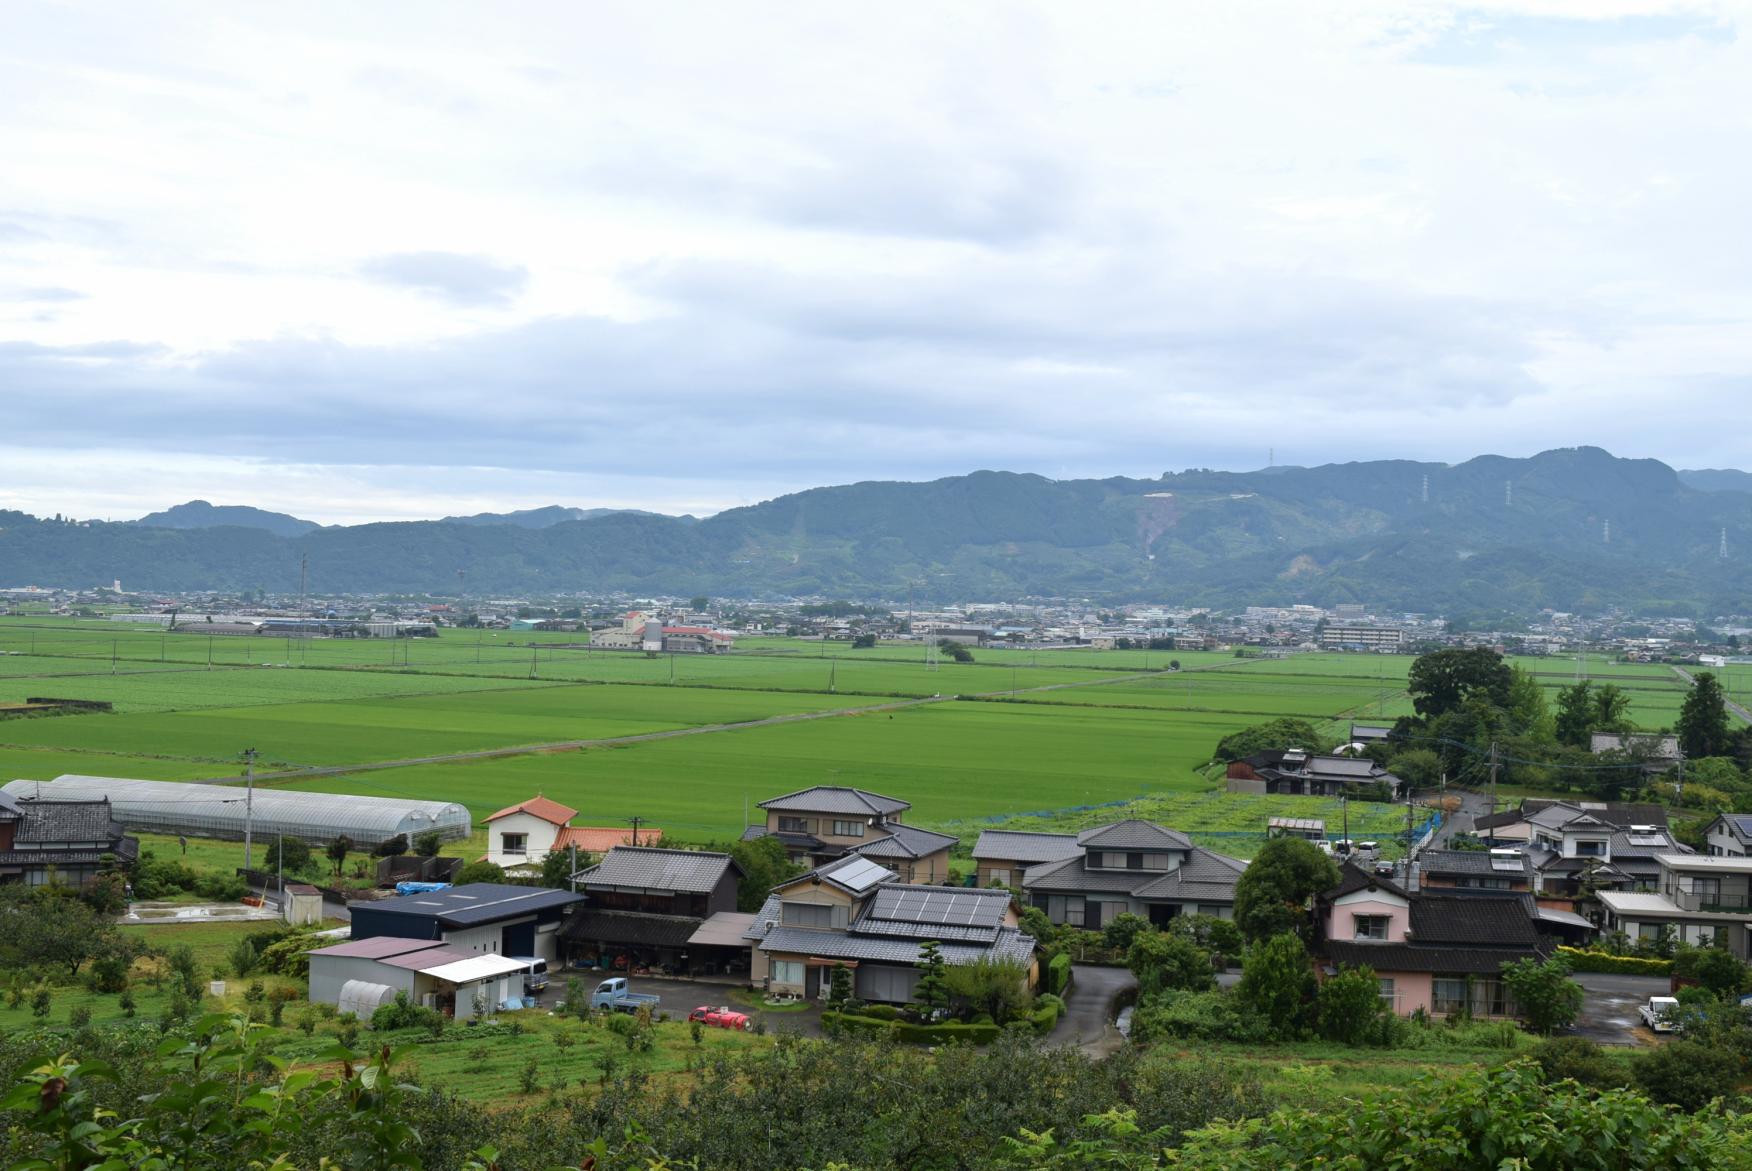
(1490, 856, 1525, 872)
(1627, 834, 1667, 847)
(872, 887, 1006, 928)
(828, 855, 893, 894)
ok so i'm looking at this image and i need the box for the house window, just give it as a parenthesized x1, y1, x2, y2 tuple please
(987, 868, 1013, 888)
(1638, 922, 1667, 940)
(1126, 852, 1144, 870)
(1378, 977, 1396, 1007)
(830, 819, 865, 837)
(781, 903, 834, 929)
(771, 960, 804, 987)
(1432, 978, 1468, 1015)
(1353, 914, 1390, 941)
(1064, 897, 1086, 927)
(777, 816, 812, 834)
(1694, 878, 1723, 900)
(500, 833, 527, 856)
(1574, 840, 1607, 857)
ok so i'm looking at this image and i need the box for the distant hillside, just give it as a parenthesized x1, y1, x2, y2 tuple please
(1679, 469, 1752, 494)
(440, 505, 697, 528)
(133, 500, 320, 538)
(11, 448, 1752, 617)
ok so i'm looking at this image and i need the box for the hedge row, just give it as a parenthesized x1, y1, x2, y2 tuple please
(1029, 994, 1064, 1036)
(821, 1011, 1003, 1046)
(1556, 947, 1673, 976)
(1045, 953, 1073, 996)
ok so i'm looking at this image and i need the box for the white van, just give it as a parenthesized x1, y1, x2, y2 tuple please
(511, 956, 548, 994)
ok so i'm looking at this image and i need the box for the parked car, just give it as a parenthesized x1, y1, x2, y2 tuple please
(1640, 996, 1681, 1032)
(688, 1005, 753, 1031)
(1374, 860, 1396, 877)
(590, 977, 661, 1015)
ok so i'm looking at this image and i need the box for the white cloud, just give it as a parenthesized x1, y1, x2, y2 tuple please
(0, 0, 1749, 523)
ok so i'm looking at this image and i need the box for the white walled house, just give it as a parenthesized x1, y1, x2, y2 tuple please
(484, 796, 577, 872)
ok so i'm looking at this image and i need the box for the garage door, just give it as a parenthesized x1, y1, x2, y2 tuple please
(856, 964, 919, 1004)
(503, 921, 536, 958)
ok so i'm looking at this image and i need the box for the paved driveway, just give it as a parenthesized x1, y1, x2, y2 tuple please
(1048, 964, 1137, 1054)
(1573, 972, 1668, 1045)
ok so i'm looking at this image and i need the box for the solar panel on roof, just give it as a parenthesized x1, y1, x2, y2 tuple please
(1490, 857, 1525, 872)
(1627, 835, 1666, 847)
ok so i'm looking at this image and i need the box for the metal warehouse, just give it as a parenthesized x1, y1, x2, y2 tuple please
(348, 882, 583, 967)
(0, 775, 471, 847)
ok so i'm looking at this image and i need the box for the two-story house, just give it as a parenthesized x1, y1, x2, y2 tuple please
(1018, 820, 1247, 929)
(0, 794, 137, 888)
(744, 853, 1036, 1003)
(1597, 854, 1752, 955)
(558, 845, 742, 972)
(482, 795, 657, 875)
(1703, 813, 1752, 858)
(1318, 865, 1553, 1018)
(971, 830, 1083, 888)
(741, 786, 953, 883)
(1519, 811, 1685, 895)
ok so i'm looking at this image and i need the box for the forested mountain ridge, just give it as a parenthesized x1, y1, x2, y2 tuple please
(5, 447, 1751, 616)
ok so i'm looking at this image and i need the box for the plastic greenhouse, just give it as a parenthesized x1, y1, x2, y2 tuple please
(0, 775, 472, 846)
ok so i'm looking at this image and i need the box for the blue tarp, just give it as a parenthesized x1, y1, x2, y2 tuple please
(394, 881, 451, 896)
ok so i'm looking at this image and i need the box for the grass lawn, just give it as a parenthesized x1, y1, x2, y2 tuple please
(1178, 1029, 1534, 1106)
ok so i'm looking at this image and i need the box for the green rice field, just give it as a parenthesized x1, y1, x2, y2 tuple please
(0, 619, 1720, 847)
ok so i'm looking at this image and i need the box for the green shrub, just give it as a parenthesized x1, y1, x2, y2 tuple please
(894, 1020, 1000, 1045)
(1555, 947, 1672, 976)
(229, 936, 261, 978)
(1531, 1035, 1630, 1090)
(1046, 952, 1073, 997)
(1131, 989, 1271, 1044)
(859, 1003, 903, 1021)
(1633, 1040, 1743, 1111)
(370, 990, 444, 1034)
(1028, 994, 1063, 1035)
(820, 1011, 896, 1037)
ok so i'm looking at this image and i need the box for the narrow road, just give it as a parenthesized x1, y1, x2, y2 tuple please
(195, 668, 1183, 786)
(1047, 964, 1137, 1056)
(1671, 665, 1752, 724)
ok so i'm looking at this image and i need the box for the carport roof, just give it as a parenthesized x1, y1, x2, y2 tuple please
(421, 954, 530, 984)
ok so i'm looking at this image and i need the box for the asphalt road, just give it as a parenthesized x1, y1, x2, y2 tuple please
(1048, 964, 1138, 1054)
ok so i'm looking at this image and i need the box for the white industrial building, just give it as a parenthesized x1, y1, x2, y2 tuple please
(306, 937, 530, 1020)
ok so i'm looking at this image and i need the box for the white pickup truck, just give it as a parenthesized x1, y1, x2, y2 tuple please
(1639, 996, 1681, 1033)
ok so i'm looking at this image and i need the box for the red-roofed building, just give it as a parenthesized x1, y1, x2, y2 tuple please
(484, 795, 659, 874)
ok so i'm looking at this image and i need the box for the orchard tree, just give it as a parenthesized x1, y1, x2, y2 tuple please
(1232, 837, 1341, 943)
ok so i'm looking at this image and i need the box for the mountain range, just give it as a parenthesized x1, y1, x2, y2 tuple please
(7, 447, 1752, 618)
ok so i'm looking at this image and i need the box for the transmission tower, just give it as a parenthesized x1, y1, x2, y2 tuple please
(924, 633, 940, 672)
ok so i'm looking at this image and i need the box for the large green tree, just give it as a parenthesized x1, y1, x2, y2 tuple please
(1231, 837, 1341, 943)
(1679, 671, 1734, 760)
(1212, 718, 1325, 763)
(1235, 933, 1316, 1039)
(1406, 647, 1513, 719)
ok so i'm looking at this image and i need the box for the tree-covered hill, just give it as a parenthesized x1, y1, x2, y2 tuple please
(6, 447, 1752, 615)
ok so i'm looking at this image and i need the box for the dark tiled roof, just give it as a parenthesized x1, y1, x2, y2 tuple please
(757, 924, 1036, 967)
(1471, 810, 1526, 832)
(1025, 845, 1243, 904)
(574, 846, 739, 894)
(850, 824, 957, 861)
(1410, 895, 1542, 948)
(758, 787, 910, 816)
(1077, 820, 1193, 850)
(1328, 862, 1410, 901)
(358, 883, 583, 927)
(1418, 850, 1526, 877)
(558, 908, 703, 948)
(1325, 941, 1544, 974)
(972, 829, 1082, 866)
(15, 799, 123, 844)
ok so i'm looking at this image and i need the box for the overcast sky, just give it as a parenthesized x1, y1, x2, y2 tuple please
(3, 2, 1750, 523)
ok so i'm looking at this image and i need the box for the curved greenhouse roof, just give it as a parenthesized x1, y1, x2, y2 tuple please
(0, 775, 471, 846)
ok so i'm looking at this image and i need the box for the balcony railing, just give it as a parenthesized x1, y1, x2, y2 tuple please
(1664, 887, 1752, 913)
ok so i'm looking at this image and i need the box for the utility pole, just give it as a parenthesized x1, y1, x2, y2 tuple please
(1341, 792, 1350, 856)
(299, 553, 308, 613)
(111, 639, 117, 676)
(569, 842, 578, 892)
(629, 816, 644, 847)
(242, 747, 258, 870)
(1487, 740, 1500, 842)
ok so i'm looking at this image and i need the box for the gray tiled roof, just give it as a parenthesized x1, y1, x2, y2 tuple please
(15, 799, 124, 844)
(972, 829, 1082, 866)
(1076, 820, 1193, 850)
(1024, 845, 1244, 904)
(758, 786, 910, 816)
(1418, 850, 1526, 877)
(575, 846, 738, 894)
(1325, 941, 1545, 974)
(744, 894, 783, 941)
(849, 824, 957, 861)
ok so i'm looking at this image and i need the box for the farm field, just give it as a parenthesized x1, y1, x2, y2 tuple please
(0, 683, 863, 770)
(0, 619, 1721, 854)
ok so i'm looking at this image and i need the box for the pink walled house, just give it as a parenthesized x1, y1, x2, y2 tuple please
(1318, 865, 1555, 1019)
